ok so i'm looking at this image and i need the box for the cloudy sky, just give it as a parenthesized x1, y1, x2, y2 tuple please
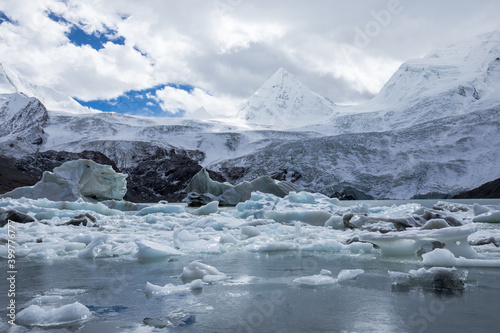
(0, 0, 499, 117)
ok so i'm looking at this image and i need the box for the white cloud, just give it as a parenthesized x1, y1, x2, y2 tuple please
(0, 0, 499, 112)
(156, 86, 245, 117)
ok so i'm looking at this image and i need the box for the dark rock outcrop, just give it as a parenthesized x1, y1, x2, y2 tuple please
(453, 177, 500, 199)
(0, 155, 38, 194)
(15, 150, 119, 180)
(122, 148, 225, 203)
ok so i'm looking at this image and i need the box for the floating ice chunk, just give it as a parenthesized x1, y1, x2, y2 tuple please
(300, 239, 345, 252)
(179, 261, 227, 282)
(286, 191, 317, 204)
(293, 270, 337, 287)
(337, 269, 364, 282)
(135, 240, 182, 260)
(293, 274, 337, 287)
(245, 240, 299, 252)
(1, 159, 127, 202)
(241, 225, 261, 238)
(422, 248, 500, 267)
(264, 210, 332, 226)
(202, 274, 228, 283)
(292, 268, 363, 287)
(191, 201, 219, 215)
(189, 279, 204, 290)
(71, 234, 93, 245)
(389, 267, 467, 293)
(16, 302, 91, 327)
(77, 235, 109, 259)
(219, 233, 238, 244)
(137, 203, 184, 216)
(182, 216, 240, 230)
(25, 249, 58, 261)
(176, 229, 198, 242)
(433, 201, 469, 212)
(421, 219, 451, 230)
(234, 192, 280, 219)
(324, 215, 344, 229)
(144, 280, 203, 298)
(473, 211, 500, 223)
(472, 203, 490, 216)
(360, 224, 479, 258)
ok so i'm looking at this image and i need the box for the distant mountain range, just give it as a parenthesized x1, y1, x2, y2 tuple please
(1, 31, 500, 201)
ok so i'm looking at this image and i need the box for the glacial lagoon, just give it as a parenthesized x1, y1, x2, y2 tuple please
(1, 196, 500, 332)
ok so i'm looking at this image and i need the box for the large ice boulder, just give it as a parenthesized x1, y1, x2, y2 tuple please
(1, 159, 127, 202)
(184, 168, 300, 206)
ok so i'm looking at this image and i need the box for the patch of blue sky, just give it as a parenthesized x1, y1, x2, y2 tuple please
(47, 11, 125, 50)
(0, 11, 14, 24)
(75, 84, 194, 117)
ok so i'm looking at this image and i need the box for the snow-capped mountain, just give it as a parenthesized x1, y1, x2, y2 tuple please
(238, 67, 337, 128)
(1, 31, 500, 201)
(0, 63, 96, 114)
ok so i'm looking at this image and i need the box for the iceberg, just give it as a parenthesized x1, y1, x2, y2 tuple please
(1, 159, 127, 202)
(16, 302, 91, 327)
(184, 168, 300, 206)
(472, 211, 500, 223)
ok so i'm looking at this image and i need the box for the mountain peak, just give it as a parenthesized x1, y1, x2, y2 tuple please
(375, 30, 500, 105)
(239, 68, 336, 128)
(0, 63, 97, 114)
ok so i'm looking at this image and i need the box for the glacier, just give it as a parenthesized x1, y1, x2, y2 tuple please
(0, 159, 127, 202)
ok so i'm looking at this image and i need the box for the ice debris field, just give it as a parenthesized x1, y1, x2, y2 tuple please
(2, 191, 500, 330)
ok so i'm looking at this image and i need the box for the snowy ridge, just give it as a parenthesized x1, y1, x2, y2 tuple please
(0, 63, 96, 114)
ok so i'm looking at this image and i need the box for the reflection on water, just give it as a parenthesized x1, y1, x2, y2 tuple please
(1, 250, 500, 333)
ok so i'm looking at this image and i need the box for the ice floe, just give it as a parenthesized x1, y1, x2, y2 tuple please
(293, 268, 365, 287)
(0, 193, 499, 269)
(16, 302, 91, 327)
(179, 260, 228, 282)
